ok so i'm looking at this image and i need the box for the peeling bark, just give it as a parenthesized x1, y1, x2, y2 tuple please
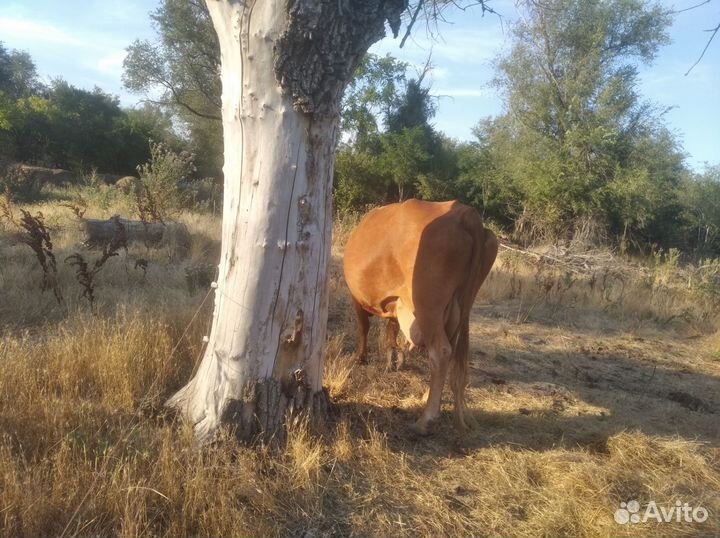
(168, 0, 407, 443)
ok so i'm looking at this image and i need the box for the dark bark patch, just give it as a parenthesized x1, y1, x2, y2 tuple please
(220, 377, 329, 444)
(274, 0, 407, 117)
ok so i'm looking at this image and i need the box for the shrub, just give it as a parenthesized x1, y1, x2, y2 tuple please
(136, 142, 195, 222)
(0, 163, 42, 201)
(181, 176, 222, 213)
(184, 263, 216, 295)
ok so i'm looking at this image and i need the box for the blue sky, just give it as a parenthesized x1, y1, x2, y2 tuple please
(0, 0, 717, 170)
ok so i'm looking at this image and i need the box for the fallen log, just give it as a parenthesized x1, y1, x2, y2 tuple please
(81, 217, 191, 258)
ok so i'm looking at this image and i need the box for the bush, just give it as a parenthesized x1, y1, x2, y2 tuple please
(180, 176, 222, 213)
(184, 263, 216, 294)
(0, 163, 41, 200)
(334, 149, 389, 215)
(136, 142, 195, 222)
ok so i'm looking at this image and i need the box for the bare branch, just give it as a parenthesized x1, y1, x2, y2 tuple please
(685, 22, 720, 75)
(415, 50, 434, 85)
(165, 82, 222, 120)
(669, 0, 711, 15)
(400, 1, 425, 48)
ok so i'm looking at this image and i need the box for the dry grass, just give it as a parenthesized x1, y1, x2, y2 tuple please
(1, 189, 719, 537)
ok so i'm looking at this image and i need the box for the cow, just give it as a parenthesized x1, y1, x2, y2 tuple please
(343, 199, 498, 436)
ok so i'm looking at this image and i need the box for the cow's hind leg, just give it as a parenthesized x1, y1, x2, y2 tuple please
(384, 318, 405, 371)
(410, 329, 452, 436)
(444, 298, 471, 434)
(352, 297, 370, 365)
(451, 366, 470, 434)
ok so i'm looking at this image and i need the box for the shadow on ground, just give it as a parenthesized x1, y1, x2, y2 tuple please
(329, 301, 719, 458)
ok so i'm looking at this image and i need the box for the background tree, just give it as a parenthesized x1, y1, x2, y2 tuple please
(679, 165, 720, 255)
(123, 0, 223, 178)
(473, 0, 682, 246)
(334, 53, 410, 212)
(0, 42, 43, 164)
(6, 80, 178, 175)
(0, 41, 182, 179)
(44, 81, 124, 171)
(334, 55, 458, 210)
(112, 103, 182, 175)
(341, 53, 408, 150)
(440, 118, 522, 226)
(0, 42, 41, 100)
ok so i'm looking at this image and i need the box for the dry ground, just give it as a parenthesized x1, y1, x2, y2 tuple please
(1, 189, 719, 537)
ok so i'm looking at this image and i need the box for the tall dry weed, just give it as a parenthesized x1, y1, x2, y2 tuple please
(65, 217, 128, 309)
(1, 193, 64, 305)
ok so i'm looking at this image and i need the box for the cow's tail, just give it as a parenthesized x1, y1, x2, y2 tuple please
(449, 207, 498, 427)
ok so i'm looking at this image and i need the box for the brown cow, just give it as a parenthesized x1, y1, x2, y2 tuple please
(343, 199, 498, 435)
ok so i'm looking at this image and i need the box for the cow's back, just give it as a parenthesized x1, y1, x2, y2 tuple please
(343, 199, 478, 329)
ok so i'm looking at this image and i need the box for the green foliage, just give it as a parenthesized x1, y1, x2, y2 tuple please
(123, 0, 219, 119)
(379, 126, 431, 200)
(678, 166, 720, 255)
(123, 0, 222, 178)
(0, 91, 13, 131)
(0, 41, 185, 189)
(7, 94, 56, 166)
(113, 103, 182, 175)
(0, 164, 42, 201)
(341, 54, 408, 150)
(335, 56, 456, 214)
(386, 79, 436, 133)
(136, 141, 195, 222)
(0, 42, 41, 100)
(43, 80, 124, 171)
(334, 150, 387, 214)
(333, 0, 718, 258)
(472, 0, 686, 247)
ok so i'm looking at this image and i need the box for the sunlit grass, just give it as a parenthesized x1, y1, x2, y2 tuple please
(0, 189, 718, 537)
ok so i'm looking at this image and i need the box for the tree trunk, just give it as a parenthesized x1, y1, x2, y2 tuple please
(168, 0, 406, 443)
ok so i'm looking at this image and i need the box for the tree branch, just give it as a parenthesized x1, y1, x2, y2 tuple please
(415, 51, 433, 85)
(669, 0, 711, 15)
(400, 1, 425, 48)
(145, 70, 222, 121)
(685, 22, 720, 75)
(169, 89, 222, 120)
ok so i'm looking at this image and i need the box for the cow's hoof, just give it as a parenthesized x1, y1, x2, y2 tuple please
(409, 419, 434, 437)
(386, 349, 405, 371)
(454, 419, 468, 437)
(453, 438, 470, 455)
(454, 413, 477, 435)
(385, 350, 395, 372)
(464, 413, 479, 430)
(395, 351, 405, 371)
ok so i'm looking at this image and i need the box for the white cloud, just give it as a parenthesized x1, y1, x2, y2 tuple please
(96, 51, 127, 76)
(0, 16, 84, 46)
(431, 66, 450, 80)
(433, 87, 490, 98)
(101, 2, 148, 23)
(424, 30, 507, 64)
